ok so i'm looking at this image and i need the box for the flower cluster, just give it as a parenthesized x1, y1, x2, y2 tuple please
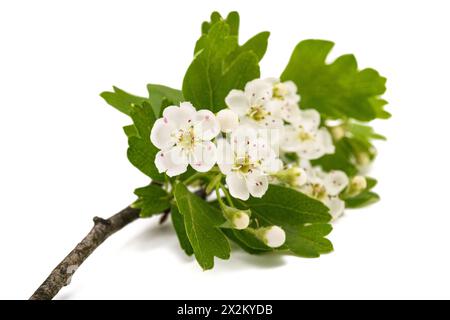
(150, 77, 364, 247)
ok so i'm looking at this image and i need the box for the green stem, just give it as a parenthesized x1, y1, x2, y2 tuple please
(182, 172, 208, 185)
(220, 183, 234, 207)
(215, 185, 227, 209)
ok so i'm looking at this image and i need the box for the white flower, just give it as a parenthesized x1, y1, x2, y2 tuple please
(265, 77, 300, 104)
(299, 165, 349, 220)
(225, 79, 284, 129)
(263, 77, 303, 123)
(150, 102, 220, 177)
(254, 226, 286, 248)
(217, 126, 282, 200)
(281, 109, 335, 160)
(216, 109, 239, 133)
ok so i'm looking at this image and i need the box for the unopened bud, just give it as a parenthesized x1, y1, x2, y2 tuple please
(330, 125, 346, 140)
(347, 176, 367, 196)
(221, 205, 250, 230)
(255, 226, 286, 248)
(356, 152, 370, 166)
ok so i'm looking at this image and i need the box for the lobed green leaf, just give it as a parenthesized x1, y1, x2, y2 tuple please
(281, 39, 388, 121)
(133, 184, 171, 218)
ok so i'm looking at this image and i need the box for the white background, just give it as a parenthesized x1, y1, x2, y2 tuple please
(1, 0, 449, 300)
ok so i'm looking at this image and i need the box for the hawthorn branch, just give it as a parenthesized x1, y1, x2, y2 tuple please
(29, 206, 140, 300)
(29, 185, 207, 300)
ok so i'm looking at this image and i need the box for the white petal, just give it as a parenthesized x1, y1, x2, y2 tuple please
(154, 147, 188, 177)
(216, 139, 234, 175)
(246, 171, 268, 198)
(281, 103, 301, 123)
(264, 99, 283, 116)
(324, 170, 349, 196)
(293, 109, 321, 131)
(226, 172, 249, 200)
(189, 141, 217, 172)
(230, 125, 259, 160)
(162, 103, 196, 129)
(265, 158, 283, 174)
(325, 197, 346, 220)
(150, 118, 176, 150)
(260, 114, 284, 129)
(288, 167, 308, 186)
(194, 109, 220, 140)
(255, 137, 272, 159)
(281, 125, 301, 152)
(299, 159, 312, 171)
(296, 132, 327, 160)
(263, 77, 280, 85)
(283, 81, 298, 95)
(244, 79, 272, 104)
(216, 109, 239, 133)
(225, 90, 249, 116)
(317, 128, 335, 154)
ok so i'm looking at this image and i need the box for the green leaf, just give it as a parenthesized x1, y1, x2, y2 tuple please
(183, 13, 265, 112)
(213, 51, 260, 110)
(198, 12, 268, 64)
(146, 84, 183, 116)
(123, 124, 138, 138)
(183, 21, 238, 110)
(232, 229, 272, 252)
(221, 229, 268, 255)
(133, 184, 171, 217)
(365, 177, 378, 190)
(200, 11, 239, 38)
(371, 98, 391, 119)
(226, 31, 270, 63)
(239, 185, 333, 258)
(285, 224, 333, 258)
(281, 39, 388, 121)
(348, 122, 386, 141)
(174, 183, 230, 270)
(100, 86, 148, 116)
(127, 102, 164, 181)
(171, 204, 194, 256)
(345, 191, 380, 208)
(243, 185, 331, 226)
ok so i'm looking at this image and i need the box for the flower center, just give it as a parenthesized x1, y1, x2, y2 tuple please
(298, 128, 314, 142)
(311, 183, 327, 200)
(247, 104, 270, 122)
(177, 126, 198, 150)
(233, 155, 258, 174)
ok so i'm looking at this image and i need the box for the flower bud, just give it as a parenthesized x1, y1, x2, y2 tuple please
(347, 176, 367, 196)
(221, 205, 250, 230)
(217, 109, 239, 133)
(330, 125, 346, 141)
(255, 226, 286, 248)
(356, 152, 370, 166)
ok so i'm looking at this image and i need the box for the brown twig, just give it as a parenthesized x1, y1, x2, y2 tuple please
(29, 185, 208, 300)
(29, 206, 140, 300)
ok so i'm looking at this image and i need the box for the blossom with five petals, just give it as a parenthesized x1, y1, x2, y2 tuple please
(150, 102, 220, 176)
